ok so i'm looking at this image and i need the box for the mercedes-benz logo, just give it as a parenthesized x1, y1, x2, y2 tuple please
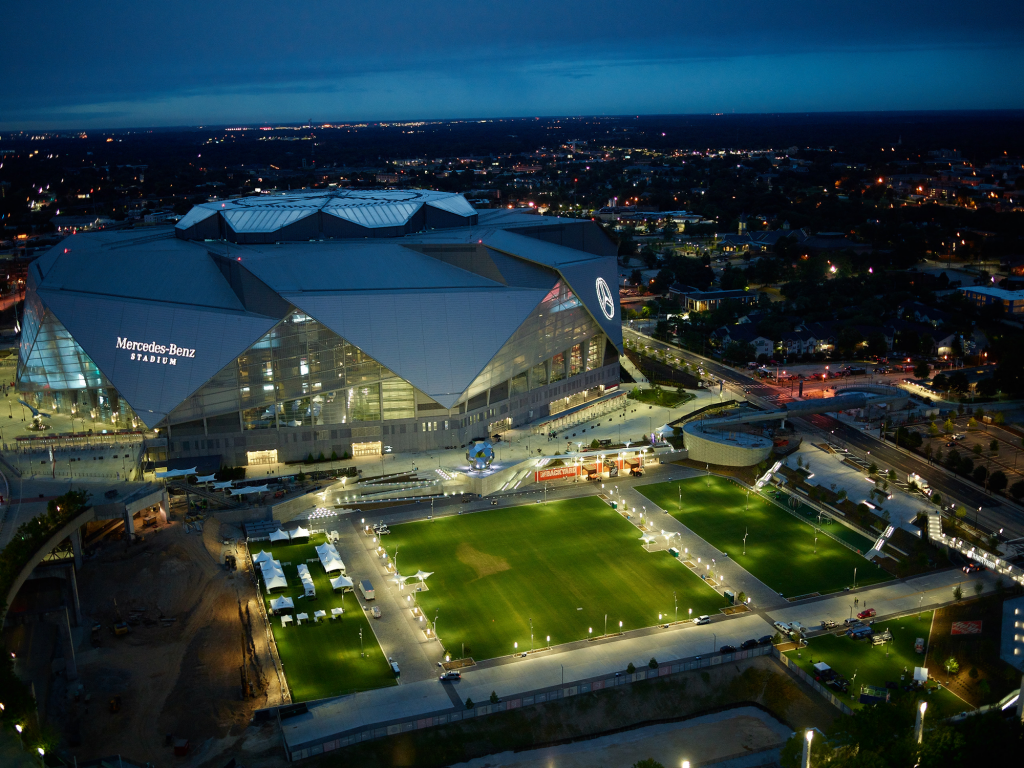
(595, 277, 615, 320)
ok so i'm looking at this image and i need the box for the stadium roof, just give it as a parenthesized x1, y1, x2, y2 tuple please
(27, 194, 621, 428)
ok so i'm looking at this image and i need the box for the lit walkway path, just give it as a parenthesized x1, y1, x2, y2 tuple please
(614, 481, 789, 612)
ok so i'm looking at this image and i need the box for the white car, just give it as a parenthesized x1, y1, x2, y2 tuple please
(695, 615, 711, 625)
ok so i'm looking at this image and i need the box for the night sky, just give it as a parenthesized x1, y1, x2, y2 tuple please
(4, 0, 1023, 130)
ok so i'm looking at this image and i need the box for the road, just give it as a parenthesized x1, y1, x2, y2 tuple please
(623, 328, 1024, 540)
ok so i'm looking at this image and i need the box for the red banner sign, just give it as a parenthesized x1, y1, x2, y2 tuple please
(951, 620, 982, 635)
(534, 465, 580, 482)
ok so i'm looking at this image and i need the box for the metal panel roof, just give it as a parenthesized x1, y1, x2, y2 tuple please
(425, 195, 478, 217)
(174, 205, 219, 230)
(324, 202, 419, 229)
(39, 290, 277, 428)
(230, 242, 502, 293)
(222, 208, 316, 234)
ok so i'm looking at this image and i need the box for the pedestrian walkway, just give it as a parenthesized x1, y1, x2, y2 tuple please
(615, 481, 788, 612)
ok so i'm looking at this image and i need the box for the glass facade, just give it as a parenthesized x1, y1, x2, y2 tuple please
(462, 280, 596, 400)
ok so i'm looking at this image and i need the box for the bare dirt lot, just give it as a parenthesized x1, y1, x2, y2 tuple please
(66, 516, 286, 766)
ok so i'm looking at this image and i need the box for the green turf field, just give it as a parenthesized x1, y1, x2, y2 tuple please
(386, 497, 727, 662)
(258, 538, 396, 702)
(784, 612, 970, 718)
(637, 476, 892, 597)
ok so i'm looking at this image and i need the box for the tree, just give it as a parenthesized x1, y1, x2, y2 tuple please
(648, 657, 658, 669)
(955, 506, 968, 526)
(914, 361, 930, 379)
(972, 465, 988, 486)
(994, 411, 1006, 425)
(626, 662, 636, 674)
(928, 421, 939, 436)
(465, 697, 474, 709)
(887, 469, 897, 482)
(944, 417, 956, 434)
(490, 690, 499, 704)
(967, 417, 978, 430)
(972, 443, 983, 457)
(869, 462, 878, 475)
(989, 470, 1008, 495)
(632, 761, 667, 768)
(990, 439, 999, 453)
(1010, 480, 1024, 501)
(931, 492, 942, 506)
(974, 581, 984, 596)
(946, 656, 960, 673)
(953, 584, 963, 601)
(590, 438, 600, 449)
(738, 591, 747, 603)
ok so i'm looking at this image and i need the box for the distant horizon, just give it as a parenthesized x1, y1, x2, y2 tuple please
(5, 107, 1024, 137)
(3, 0, 1022, 132)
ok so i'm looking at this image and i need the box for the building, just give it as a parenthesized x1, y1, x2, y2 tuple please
(674, 288, 757, 313)
(960, 286, 1024, 315)
(18, 190, 622, 466)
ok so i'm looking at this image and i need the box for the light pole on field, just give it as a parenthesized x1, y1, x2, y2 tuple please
(530, 617, 533, 652)
(674, 591, 677, 621)
(743, 527, 748, 555)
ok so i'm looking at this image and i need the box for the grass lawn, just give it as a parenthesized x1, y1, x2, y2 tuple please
(784, 612, 971, 718)
(259, 537, 396, 702)
(385, 497, 727, 662)
(637, 477, 892, 597)
(628, 387, 695, 408)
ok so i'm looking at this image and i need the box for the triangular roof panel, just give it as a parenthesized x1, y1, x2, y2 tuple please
(286, 288, 551, 407)
(38, 290, 277, 427)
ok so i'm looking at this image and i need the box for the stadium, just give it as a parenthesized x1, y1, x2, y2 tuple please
(17, 190, 623, 466)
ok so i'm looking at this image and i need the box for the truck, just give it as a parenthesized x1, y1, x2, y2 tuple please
(359, 580, 375, 600)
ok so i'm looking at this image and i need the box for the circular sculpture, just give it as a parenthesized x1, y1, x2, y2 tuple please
(466, 440, 495, 471)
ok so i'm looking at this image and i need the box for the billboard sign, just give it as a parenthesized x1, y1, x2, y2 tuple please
(534, 465, 580, 482)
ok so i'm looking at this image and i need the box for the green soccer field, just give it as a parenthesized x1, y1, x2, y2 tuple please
(385, 497, 727, 662)
(258, 538, 396, 702)
(637, 476, 892, 597)
(784, 612, 970, 717)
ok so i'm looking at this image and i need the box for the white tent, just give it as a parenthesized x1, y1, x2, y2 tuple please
(290, 526, 310, 540)
(297, 564, 315, 598)
(212, 481, 233, 490)
(196, 474, 217, 483)
(315, 542, 345, 573)
(230, 484, 270, 496)
(413, 570, 434, 582)
(269, 596, 294, 613)
(914, 667, 929, 683)
(260, 560, 288, 591)
(660, 530, 679, 541)
(639, 534, 658, 545)
(269, 529, 291, 543)
(155, 467, 198, 479)
(251, 550, 274, 565)
(330, 574, 354, 591)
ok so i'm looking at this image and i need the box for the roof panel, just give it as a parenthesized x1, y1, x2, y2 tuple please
(324, 202, 420, 229)
(425, 195, 477, 218)
(174, 205, 220, 231)
(222, 208, 316, 234)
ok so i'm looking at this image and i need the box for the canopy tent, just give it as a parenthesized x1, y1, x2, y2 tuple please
(297, 564, 315, 598)
(212, 481, 233, 490)
(155, 467, 197, 479)
(230, 484, 270, 496)
(315, 542, 345, 573)
(639, 534, 658, 545)
(269, 595, 294, 613)
(660, 530, 679, 541)
(914, 667, 929, 683)
(196, 473, 217, 483)
(330, 574, 354, 590)
(268, 529, 291, 543)
(251, 550, 274, 565)
(413, 570, 434, 582)
(290, 526, 310, 540)
(260, 560, 288, 591)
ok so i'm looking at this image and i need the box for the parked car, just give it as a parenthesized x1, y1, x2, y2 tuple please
(695, 615, 711, 625)
(389, 658, 400, 675)
(858, 608, 876, 620)
(740, 639, 759, 650)
(439, 670, 461, 682)
(757, 635, 774, 645)
(719, 644, 737, 653)
(820, 619, 837, 630)
(773, 620, 792, 634)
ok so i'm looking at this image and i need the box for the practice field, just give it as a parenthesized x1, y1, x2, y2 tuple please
(386, 497, 727, 662)
(784, 612, 969, 718)
(637, 477, 892, 597)
(258, 538, 396, 702)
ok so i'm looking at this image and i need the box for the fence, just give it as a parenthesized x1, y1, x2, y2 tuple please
(775, 650, 854, 715)
(283, 644, 776, 760)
